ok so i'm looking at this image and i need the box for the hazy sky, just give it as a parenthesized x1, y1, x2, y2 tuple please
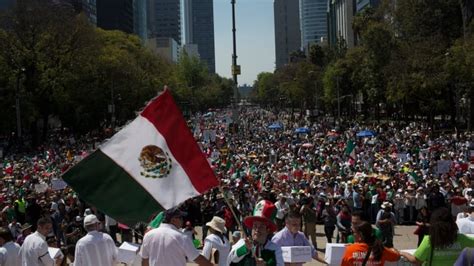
(213, 0, 275, 86)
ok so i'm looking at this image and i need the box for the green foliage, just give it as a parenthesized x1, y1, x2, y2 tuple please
(0, 0, 233, 140)
(254, 0, 470, 126)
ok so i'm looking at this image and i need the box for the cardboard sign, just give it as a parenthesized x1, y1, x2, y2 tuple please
(51, 179, 68, 191)
(437, 160, 452, 175)
(34, 183, 48, 193)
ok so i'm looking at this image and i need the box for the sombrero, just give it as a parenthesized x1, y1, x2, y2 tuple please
(243, 200, 277, 233)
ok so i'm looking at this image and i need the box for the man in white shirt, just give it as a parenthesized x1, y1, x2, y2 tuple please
(456, 200, 474, 234)
(19, 217, 62, 266)
(0, 227, 21, 266)
(274, 194, 289, 231)
(73, 214, 117, 266)
(140, 207, 213, 266)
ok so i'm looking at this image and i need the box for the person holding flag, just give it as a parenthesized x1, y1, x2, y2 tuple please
(228, 200, 283, 266)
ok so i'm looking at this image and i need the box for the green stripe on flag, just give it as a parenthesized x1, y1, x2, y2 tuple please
(345, 140, 355, 155)
(63, 150, 164, 226)
(409, 171, 421, 183)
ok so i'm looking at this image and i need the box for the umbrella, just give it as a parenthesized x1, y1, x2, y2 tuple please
(203, 112, 213, 117)
(356, 130, 376, 138)
(302, 143, 314, 148)
(295, 127, 310, 134)
(268, 123, 282, 130)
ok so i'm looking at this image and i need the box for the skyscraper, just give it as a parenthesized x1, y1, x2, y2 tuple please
(96, 0, 134, 34)
(356, 0, 380, 12)
(0, 0, 15, 10)
(183, 0, 215, 73)
(327, 0, 355, 48)
(274, 0, 301, 69)
(134, 0, 147, 41)
(300, 0, 328, 48)
(147, 0, 181, 45)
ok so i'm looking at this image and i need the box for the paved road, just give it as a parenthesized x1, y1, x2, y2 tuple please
(188, 225, 418, 265)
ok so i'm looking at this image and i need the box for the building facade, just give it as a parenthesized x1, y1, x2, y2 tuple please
(133, 0, 147, 41)
(183, 0, 215, 73)
(0, 0, 14, 10)
(97, 0, 134, 34)
(327, 0, 355, 48)
(274, 0, 302, 69)
(300, 0, 328, 49)
(147, 0, 181, 45)
(147, 37, 179, 63)
(356, 0, 380, 12)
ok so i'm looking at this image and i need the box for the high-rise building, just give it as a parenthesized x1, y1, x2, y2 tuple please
(0, 0, 15, 10)
(0, 0, 97, 24)
(327, 0, 355, 48)
(96, 0, 134, 34)
(183, 0, 215, 73)
(147, 37, 179, 62)
(300, 0, 328, 49)
(134, 0, 147, 41)
(147, 0, 181, 45)
(74, 0, 97, 25)
(356, 0, 380, 12)
(274, 0, 302, 69)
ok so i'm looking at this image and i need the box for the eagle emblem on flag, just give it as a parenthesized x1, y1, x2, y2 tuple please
(138, 145, 173, 178)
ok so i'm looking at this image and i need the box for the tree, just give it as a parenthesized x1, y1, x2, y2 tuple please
(252, 72, 278, 106)
(0, 0, 98, 142)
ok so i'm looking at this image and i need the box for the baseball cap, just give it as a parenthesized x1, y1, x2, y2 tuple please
(83, 214, 99, 227)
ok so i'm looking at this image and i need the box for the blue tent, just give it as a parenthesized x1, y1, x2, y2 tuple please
(356, 130, 376, 138)
(268, 123, 282, 130)
(295, 127, 310, 134)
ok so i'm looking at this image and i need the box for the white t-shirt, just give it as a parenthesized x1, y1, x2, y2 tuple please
(19, 231, 55, 266)
(201, 234, 230, 266)
(140, 223, 200, 266)
(73, 230, 118, 266)
(456, 216, 474, 234)
(3, 241, 21, 266)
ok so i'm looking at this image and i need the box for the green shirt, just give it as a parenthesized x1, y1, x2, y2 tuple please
(347, 228, 383, 243)
(414, 234, 474, 266)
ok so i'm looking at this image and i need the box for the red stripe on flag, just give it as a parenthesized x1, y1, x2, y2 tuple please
(140, 89, 218, 193)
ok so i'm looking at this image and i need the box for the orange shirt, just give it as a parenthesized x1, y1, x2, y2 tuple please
(341, 243, 400, 266)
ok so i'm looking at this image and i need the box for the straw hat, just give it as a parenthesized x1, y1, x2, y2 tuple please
(206, 216, 226, 234)
(381, 202, 392, 209)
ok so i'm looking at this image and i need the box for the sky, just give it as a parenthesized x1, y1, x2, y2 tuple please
(213, 0, 275, 86)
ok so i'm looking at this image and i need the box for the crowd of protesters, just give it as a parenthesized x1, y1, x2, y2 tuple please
(0, 106, 472, 265)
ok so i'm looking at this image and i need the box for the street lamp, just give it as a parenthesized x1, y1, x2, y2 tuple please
(231, 0, 240, 126)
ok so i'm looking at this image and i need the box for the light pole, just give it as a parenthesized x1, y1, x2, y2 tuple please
(231, 0, 240, 126)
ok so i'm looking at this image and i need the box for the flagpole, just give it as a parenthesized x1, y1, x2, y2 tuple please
(218, 185, 247, 238)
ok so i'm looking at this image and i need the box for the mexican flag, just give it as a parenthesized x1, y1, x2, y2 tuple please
(345, 140, 356, 165)
(63, 89, 218, 226)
